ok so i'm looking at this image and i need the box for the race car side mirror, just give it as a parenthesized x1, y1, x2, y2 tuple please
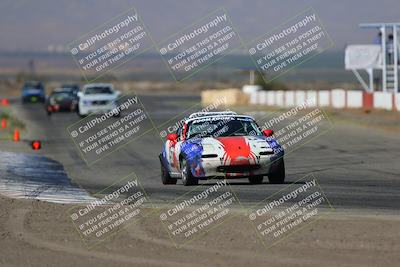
(77, 92, 83, 98)
(263, 129, 274, 137)
(167, 133, 178, 142)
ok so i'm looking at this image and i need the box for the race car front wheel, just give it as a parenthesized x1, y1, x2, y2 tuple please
(161, 164, 177, 185)
(180, 159, 198, 186)
(268, 158, 285, 184)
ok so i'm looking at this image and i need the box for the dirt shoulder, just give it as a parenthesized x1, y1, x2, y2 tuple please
(0, 195, 399, 267)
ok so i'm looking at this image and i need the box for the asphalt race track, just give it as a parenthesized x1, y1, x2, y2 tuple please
(7, 94, 400, 212)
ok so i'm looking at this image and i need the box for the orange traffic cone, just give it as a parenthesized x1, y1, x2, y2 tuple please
(1, 98, 9, 106)
(13, 128, 20, 142)
(1, 118, 6, 129)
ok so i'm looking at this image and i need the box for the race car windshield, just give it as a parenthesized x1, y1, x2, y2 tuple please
(51, 93, 72, 100)
(186, 117, 263, 139)
(84, 86, 113, 94)
(23, 82, 43, 90)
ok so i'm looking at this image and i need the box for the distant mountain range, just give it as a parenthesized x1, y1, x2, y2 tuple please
(0, 50, 353, 83)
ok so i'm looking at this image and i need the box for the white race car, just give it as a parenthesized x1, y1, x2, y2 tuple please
(77, 83, 120, 117)
(159, 112, 285, 186)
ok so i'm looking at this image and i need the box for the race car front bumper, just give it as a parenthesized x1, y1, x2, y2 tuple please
(194, 155, 282, 178)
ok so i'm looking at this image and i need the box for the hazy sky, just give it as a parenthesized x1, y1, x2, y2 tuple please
(0, 0, 399, 52)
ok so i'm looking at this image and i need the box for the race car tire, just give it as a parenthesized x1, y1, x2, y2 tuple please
(248, 175, 264, 184)
(268, 159, 285, 184)
(161, 164, 177, 185)
(180, 158, 198, 186)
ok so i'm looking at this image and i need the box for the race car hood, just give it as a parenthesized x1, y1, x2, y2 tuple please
(196, 136, 274, 165)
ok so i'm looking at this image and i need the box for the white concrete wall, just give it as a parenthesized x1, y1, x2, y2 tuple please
(266, 91, 276, 106)
(247, 90, 398, 112)
(259, 91, 268, 105)
(373, 92, 393, 110)
(250, 91, 259, 105)
(285, 91, 295, 107)
(295, 91, 306, 106)
(346, 90, 363, 108)
(276, 91, 285, 106)
(318, 91, 330, 107)
(396, 94, 400, 112)
(307, 90, 318, 107)
(331, 89, 346, 108)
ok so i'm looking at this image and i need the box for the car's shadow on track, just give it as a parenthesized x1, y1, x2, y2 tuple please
(197, 180, 306, 186)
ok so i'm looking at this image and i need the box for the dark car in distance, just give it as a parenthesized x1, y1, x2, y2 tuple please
(45, 88, 78, 116)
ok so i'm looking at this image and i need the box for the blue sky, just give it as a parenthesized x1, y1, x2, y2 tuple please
(0, 0, 399, 51)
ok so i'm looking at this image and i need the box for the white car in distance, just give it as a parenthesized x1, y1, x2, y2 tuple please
(77, 83, 120, 117)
